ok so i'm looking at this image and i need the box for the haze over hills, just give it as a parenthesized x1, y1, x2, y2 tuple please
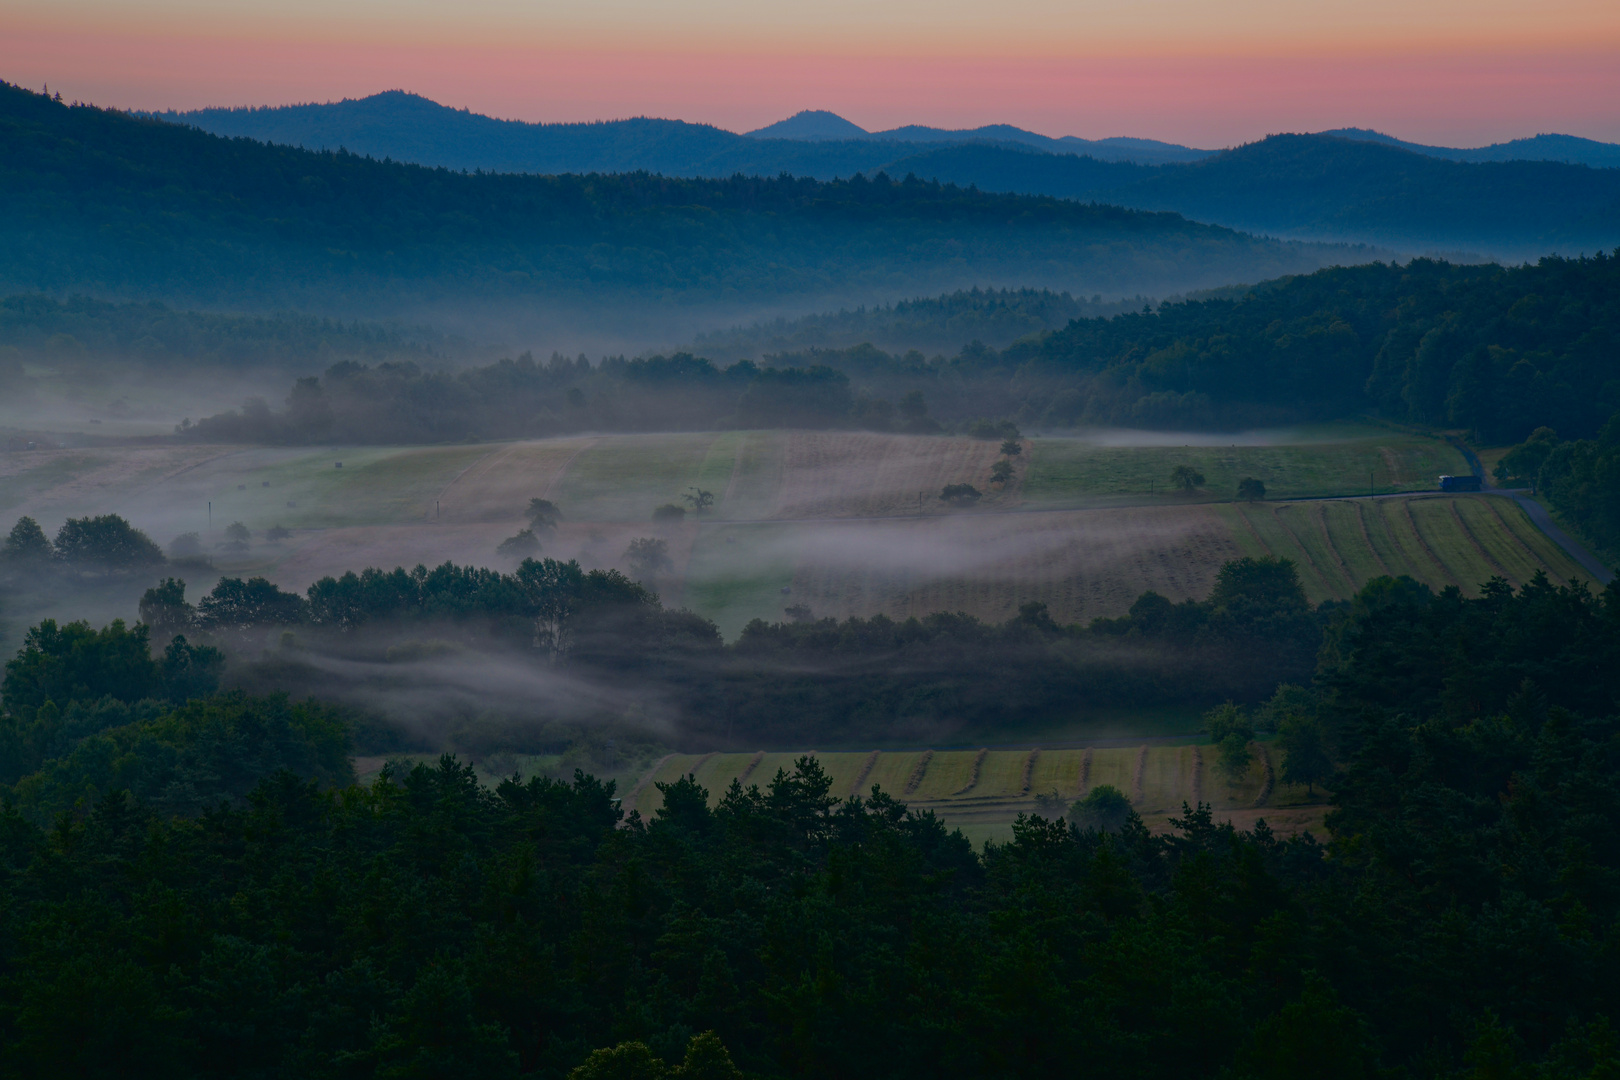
(152, 92, 1620, 258)
(742, 108, 1212, 164)
(1, 82, 1359, 352)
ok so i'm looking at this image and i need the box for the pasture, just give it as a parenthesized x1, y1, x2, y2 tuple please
(1023, 424, 1466, 507)
(620, 743, 1329, 846)
(0, 426, 1594, 643)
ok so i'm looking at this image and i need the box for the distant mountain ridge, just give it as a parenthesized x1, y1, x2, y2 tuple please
(742, 109, 1211, 164)
(1321, 127, 1620, 168)
(6, 82, 1361, 351)
(148, 92, 1620, 257)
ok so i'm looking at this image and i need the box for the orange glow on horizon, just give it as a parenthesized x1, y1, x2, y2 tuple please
(3, 7, 1618, 146)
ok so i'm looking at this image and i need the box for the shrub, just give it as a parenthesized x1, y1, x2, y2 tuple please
(1069, 784, 1133, 832)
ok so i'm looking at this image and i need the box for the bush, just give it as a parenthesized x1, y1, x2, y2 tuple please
(939, 483, 982, 505)
(168, 532, 204, 558)
(1237, 476, 1266, 501)
(652, 503, 686, 523)
(1170, 464, 1206, 493)
(497, 529, 541, 558)
(1068, 784, 1133, 832)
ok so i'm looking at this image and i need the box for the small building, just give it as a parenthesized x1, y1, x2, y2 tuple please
(1439, 474, 1481, 492)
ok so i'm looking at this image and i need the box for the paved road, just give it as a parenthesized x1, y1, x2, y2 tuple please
(1449, 437, 1613, 584)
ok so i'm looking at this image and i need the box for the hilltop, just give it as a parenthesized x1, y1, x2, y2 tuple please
(0, 82, 1360, 345)
(154, 93, 1620, 257)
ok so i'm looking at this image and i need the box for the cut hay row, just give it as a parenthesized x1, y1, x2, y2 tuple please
(902, 751, 933, 796)
(1221, 495, 1594, 604)
(1254, 744, 1274, 807)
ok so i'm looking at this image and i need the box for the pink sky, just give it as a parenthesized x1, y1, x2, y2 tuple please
(5, 0, 1619, 146)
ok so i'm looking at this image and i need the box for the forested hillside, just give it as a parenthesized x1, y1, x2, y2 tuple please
(0, 293, 464, 369)
(157, 92, 1620, 256)
(180, 252, 1620, 445)
(0, 83, 1344, 325)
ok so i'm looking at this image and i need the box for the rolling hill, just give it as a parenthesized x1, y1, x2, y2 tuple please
(153, 92, 1620, 258)
(884, 136, 1620, 256)
(0, 82, 1363, 346)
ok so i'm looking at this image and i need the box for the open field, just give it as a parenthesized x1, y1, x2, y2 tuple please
(1024, 424, 1465, 507)
(622, 743, 1329, 845)
(0, 428, 1597, 644)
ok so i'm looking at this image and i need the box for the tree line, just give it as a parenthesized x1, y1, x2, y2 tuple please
(0, 561, 1615, 1074)
(173, 251, 1620, 446)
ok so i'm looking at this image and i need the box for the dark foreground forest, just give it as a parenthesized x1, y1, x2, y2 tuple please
(0, 507, 1618, 1075)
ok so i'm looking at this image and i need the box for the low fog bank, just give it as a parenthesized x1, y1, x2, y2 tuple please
(0, 516, 1327, 770)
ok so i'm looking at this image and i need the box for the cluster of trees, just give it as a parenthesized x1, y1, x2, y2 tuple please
(1497, 420, 1620, 552)
(175, 251, 1620, 446)
(1011, 251, 1620, 440)
(0, 513, 165, 574)
(690, 286, 1148, 360)
(176, 353, 956, 443)
(122, 556, 1326, 746)
(0, 563, 1618, 1073)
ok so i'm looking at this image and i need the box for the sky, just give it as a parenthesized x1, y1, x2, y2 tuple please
(4, 0, 1619, 146)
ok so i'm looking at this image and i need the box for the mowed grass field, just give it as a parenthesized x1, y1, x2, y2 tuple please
(1023, 424, 1464, 507)
(623, 744, 1328, 846)
(0, 426, 1596, 637)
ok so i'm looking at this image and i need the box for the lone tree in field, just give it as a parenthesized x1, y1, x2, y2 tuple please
(1000, 438, 1022, 457)
(940, 483, 982, 506)
(990, 460, 1015, 485)
(526, 498, 562, 536)
(1278, 713, 1333, 795)
(652, 503, 686, 523)
(1170, 464, 1205, 494)
(682, 487, 716, 515)
(497, 528, 541, 559)
(224, 521, 252, 544)
(1068, 785, 1133, 832)
(1237, 476, 1266, 501)
(625, 537, 673, 580)
(1206, 701, 1256, 783)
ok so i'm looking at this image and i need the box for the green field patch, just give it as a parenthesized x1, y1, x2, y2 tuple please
(1024, 427, 1464, 508)
(0, 453, 109, 513)
(683, 522, 798, 638)
(553, 434, 721, 522)
(198, 445, 491, 530)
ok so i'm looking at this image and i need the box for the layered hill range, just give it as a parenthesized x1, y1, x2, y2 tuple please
(1, 82, 1364, 350)
(156, 93, 1620, 258)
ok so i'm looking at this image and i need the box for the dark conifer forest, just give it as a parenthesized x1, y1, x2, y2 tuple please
(0, 550, 1617, 1077)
